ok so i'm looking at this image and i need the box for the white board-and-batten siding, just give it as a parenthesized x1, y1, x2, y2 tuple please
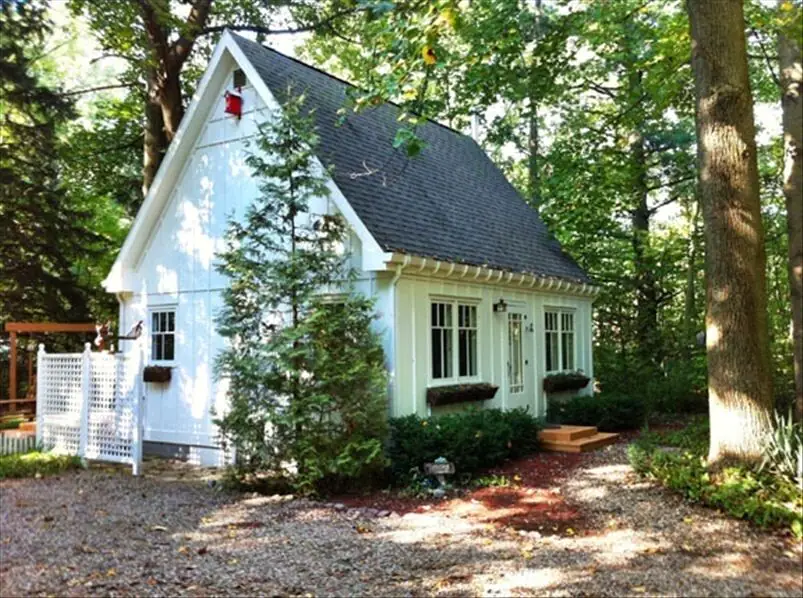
(117, 67, 371, 465)
(391, 274, 594, 419)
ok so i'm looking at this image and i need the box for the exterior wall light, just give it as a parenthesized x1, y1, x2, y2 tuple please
(493, 298, 508, 313)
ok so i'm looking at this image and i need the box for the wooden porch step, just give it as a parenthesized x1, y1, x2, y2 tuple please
(539, 425, 598, 443)
(539, 431, 619, 453)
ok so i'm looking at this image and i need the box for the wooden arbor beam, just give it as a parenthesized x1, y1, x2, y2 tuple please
(4, 322, 96, 334)
(3, 322, 97, 412)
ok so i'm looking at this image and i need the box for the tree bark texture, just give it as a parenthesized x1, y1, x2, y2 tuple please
(778, 1, 803, 418)
(688, 0, 774, 462)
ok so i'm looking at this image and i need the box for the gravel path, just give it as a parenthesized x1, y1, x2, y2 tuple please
(1, 445, 801, 597)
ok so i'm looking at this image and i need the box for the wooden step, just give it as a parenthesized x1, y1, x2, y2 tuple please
(18, 421, 36, 433)
(538, 425, 598, 443)
(539, 431, 620, 453)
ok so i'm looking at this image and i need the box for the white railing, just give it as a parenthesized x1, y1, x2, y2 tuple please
(36, 343, 144, 475)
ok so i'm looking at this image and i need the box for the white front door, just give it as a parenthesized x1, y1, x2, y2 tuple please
(505, 307, 534, 410)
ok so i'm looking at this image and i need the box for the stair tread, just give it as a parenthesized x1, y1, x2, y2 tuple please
(539, 425, 599, 442)
(540, 431, 620, 453)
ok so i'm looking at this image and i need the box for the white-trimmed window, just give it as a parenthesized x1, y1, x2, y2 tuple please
(431, 301, 478, 381)
(150, 308, 176, 362)
(545, 309, 575, 372)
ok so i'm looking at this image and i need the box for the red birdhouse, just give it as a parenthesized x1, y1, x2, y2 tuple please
(224, 89, 243, 119)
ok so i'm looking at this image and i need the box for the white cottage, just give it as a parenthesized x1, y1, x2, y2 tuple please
(103, 32, 598, 466)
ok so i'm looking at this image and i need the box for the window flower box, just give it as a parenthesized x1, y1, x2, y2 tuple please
(426, 383, 499, 407)
(543, 371, 590, 394)
(143, 365, 172, 383)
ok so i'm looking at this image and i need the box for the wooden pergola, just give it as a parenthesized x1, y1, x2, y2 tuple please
(3, 322, 96, 412)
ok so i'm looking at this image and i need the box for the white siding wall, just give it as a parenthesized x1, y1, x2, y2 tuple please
(392, 274, 594, 419)
(119, 67, 378, 465)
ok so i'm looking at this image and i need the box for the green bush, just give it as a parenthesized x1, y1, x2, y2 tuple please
(759, 410, 803, 487)
(0, 451, 83, 479)
(629, 419, 803, 538)
(547, 392, 647, 431)
(387, 408, 542, 483)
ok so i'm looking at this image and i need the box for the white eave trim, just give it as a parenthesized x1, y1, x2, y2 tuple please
(382, 253, 600, 298)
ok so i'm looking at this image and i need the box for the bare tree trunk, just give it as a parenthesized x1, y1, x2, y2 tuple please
(143, 72, 167, 198)
(527, 0, 543, 205)
(687, 0, 773, 463)
(779, 1, 803, 418)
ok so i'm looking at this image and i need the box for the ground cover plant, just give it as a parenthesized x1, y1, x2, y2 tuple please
(629, 417, 803, 537)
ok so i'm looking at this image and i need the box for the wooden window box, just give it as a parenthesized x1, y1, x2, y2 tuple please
(143, 365, 172, 383)
(426, 383, 499, 407)
(543, 372, 590, 393)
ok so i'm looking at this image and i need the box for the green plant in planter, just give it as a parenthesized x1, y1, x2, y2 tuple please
(543, 371, 590, 393)
(426, 383, 498, 407)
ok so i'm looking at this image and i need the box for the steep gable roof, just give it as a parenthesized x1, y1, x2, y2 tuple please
(231, 34, 590, 284)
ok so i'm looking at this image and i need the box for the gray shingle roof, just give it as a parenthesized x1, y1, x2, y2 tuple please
(232, 34, 590, 284)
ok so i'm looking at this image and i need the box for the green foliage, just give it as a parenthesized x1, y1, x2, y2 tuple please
(214, 91, 388, 494)
(387, 408, 542, 483)
(629, 442, 803, 537)
(0, 451, 83, 479)
(0, 417, 24, 431)
(637, 416, 711, 455)
(0, 1, 114, 325)
(630, 418, 803, 537)
(759, 410, 803, 487)
(547, 392, 647, 431)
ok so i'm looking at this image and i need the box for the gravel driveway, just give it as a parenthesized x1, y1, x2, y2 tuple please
(2, 445, 801, 597)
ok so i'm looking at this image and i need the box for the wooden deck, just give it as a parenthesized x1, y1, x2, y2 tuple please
(538, 425, 619, 453)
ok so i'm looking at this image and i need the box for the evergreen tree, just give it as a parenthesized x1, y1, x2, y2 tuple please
(214, 91, 388, 493)
(0, 0, 107, 326)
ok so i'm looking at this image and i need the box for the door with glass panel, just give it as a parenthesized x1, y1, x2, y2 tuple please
(506, 307, 533, 408)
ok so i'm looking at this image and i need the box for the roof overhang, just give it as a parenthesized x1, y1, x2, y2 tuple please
(380, 253, 600, 299)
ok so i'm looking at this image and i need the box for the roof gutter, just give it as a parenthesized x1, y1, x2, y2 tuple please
(383, 253, 599, 299)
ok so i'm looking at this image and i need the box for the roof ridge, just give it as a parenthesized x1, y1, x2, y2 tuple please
(228, 31, 470, 140)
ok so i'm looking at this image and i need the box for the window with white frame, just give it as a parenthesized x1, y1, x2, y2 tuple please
(431, 301, 478, 380)
(545, 309, 575, 373)
(150, 308, 176, 362)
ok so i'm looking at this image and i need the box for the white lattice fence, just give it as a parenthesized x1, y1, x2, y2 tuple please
(36, 343, 144, 475)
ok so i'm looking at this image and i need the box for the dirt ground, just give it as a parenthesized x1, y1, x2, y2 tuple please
(2, 442, 801, 597)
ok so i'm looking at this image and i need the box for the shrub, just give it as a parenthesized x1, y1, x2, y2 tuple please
(0, 451, 83, 479)
(387, 408, 542, 483)
(629, 419, 803, 538)
(547, 392, 647, 431)
(759, 410, 803, 487)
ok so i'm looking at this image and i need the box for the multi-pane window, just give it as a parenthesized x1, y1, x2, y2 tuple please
(431, 302, 453, 379)
(458, 304, 478, 377)
(508, 313, 524, 393)
(150, 309, 176, 362)
(431, 301, 478, 380)
(545, 309, 574, 372)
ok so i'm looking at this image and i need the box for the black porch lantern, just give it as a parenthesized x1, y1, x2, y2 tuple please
(493, 298, 508, 313)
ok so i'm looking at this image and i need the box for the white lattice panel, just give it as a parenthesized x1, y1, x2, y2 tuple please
(37, 353, 82, 454)
(37, 346, 143, 473)
(85, 353, 138, 463)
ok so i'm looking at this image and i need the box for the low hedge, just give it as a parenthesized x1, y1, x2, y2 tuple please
(0, 451, 83, 479)
(388, 408, 542, 482)
(629, 419, 803, 537)
(547, 392, 647, 431)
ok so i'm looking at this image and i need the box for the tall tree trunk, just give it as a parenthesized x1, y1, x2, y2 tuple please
(143, 71, 167, 198)
(778, 0, 803, 418)
(527, 0, 543, 205)
(688, 0, 774, 463)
